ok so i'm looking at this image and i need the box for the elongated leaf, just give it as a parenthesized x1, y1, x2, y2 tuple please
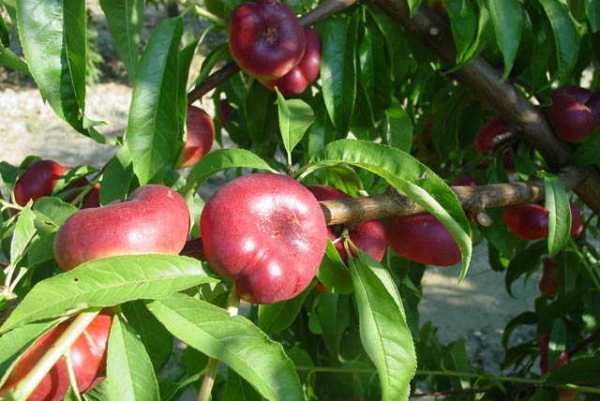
(299, 139, 472, 278)
(0, 46, 28, 73)
(0, 13, 8, 46)
(407, 0, 423, 16)
(537, 0, 579, 80)
(99, 0, 144, 83)
(106, 315, 161, 401)
(147, 293, 303, 401)
(320, 14, 358, 134)
(182, 148, 276, 195)
(445, 0, 478, 64)
(349, 253, 416, 401)
(258, 285, 311, 334)
(33, 197, 78, 226)
(0, 320, 57, 377)
(219, 371, 262, 401)
(384, 101, 413, 152)
(16, 0, 100, 140)
(277, 92, 314, 165)
(317, 241, 353, 294)
(504, 241, 545, 297)
(484, 0, 523, 78)
(10, 206, 36, 264)
(100, 145, 134, 205)
(1, 255, 217, 333)
(126, 17, 184, 184)
(586, 0, 600, 32)
(544, 176, 570, 257)
(315, 293, 350, 357)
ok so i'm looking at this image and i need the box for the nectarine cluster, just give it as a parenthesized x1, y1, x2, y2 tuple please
(547, 85, 600, 143)
(229, 0, 321, 96)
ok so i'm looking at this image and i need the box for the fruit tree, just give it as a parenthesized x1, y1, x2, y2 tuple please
(0, 0, 599, 400)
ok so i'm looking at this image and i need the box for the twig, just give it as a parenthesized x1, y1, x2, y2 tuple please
(187, 0, 358, 104)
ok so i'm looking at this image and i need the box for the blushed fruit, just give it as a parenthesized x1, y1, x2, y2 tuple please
(474, 117, 510, 154)
(539, 258, 557, 298)
(385, 213, 460, 266)
(229, 0, 306, 80)
(308, 185, 387, 262)
(200, 173, 328, 304)
(81, 183, 101, 209)
(0, 313, 112, 401)
(14, 160, 68, 206)
(262, 28, 321, 96)
(178, 106, 215, 168)
(502, 203, 583, 241)
(54, 185, 190, 270)
(548, 86, 598, 143)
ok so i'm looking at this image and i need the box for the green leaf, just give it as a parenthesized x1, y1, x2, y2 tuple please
(106, 315, 161, 401)
(121, 302, 173, 370)
(219, 371, 262, 401)
(537, 0, 580, 80)
(99, 0, 144, 83)
(544, 175, 571, 257)
(315, 293, 350, 357)
(182, 148, 276, 196)
(1, 255, 217, 333)
(126, 17, 184, 184)
(10, 206, 36, 264)
(0, 12, 8, 46)
(484, 0, 523, 78)
(586, 0, 600, 32)
(320, 14, 358, 134)
(349, 253, 416, 401)
(195, 44, 229, 87)
(258, 285, 311, 334)
(16, 0, 101, 141)
(317, 241, 353, 294)
(504, 241, 545, 297)
(0, 46, 28, 74)
(444, 0, 478, 64)
(406, 0, 423, 16)
(277, 92, 314, 165)
(100, 145, 134, 205)
(573, 131, 600, 167)
(384, 101, 413, 152)
(146, 293, 304, 401)
(299, 139, 472, 278)
(33, 197, 78, 226)
(0, 320, 56, 375)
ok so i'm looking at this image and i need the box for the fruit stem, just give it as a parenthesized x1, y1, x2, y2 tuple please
(9, 310, 100, 401)
(196, 286, 240, 401)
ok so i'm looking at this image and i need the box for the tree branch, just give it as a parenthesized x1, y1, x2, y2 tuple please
(187, 0, 358, 104)
(371, 0, 600, 214)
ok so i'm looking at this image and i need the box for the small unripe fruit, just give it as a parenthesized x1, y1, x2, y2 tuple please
(0, 313, 112, 401)
(548, 86, 598, 143)
(54, 185, 190, 270)
(539, 258, 557, 298)
(178, 106, 215, 168)
(14, 160, 68, 206)
(201, 173, 328, 304)
(474, 117, 510, 154)
(308, 185, 387, 262)
(262, 28, 321, 96)
(229, 0, 306, 80)
(502, 203, 583, 241)
(385, 213, 460, 266)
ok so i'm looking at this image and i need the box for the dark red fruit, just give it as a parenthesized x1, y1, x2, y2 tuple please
(548, 86, 598, 143)
(220, 99, 233, 126)
(539, 258, 557, 298)
(200, 173, 328, 304)
(178, 106, 215, 168)
(14, 160, 68, 206)
(502, 202, 583, 241)
(538, 333, 550, 374)
(229, 0, 306, 80)
(0, 313, 112, 401)
(308, 185, 387, 263)
(81, 183, 101, 209)
(451, 175, 477, 187)
(588, 93, 600, 123)
(262, 28, 321, 96)
(385, 213, 460, 266)
(475, 117, 510, 154)
(54, 185, 190, 270)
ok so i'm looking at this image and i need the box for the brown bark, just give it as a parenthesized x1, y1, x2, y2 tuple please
(371, 0, 600, 214)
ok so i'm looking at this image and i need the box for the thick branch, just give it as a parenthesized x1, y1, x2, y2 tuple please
(187, 0, 358, 103)
(371, 0, 600, 214)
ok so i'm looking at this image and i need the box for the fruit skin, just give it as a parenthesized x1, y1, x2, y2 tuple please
(81, 183, 101, 209)
(229, 0, 306, 80)
(548, 86, 598, 143)
(385, 213, 460, 266)
(178, 106, 215, 168)
(200, 173, 328, 304)
(474, 117, 510, 154)
(539, 258, 557, 298)
(502, 203, 583, 241)
(14, 160, 68, 206)
(219, 99, 232, 126)
(0, 313, 112, 401)
(54, 185, 190, 270)
(262, 28, 321, 96)
(308, 185, 387, 262)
